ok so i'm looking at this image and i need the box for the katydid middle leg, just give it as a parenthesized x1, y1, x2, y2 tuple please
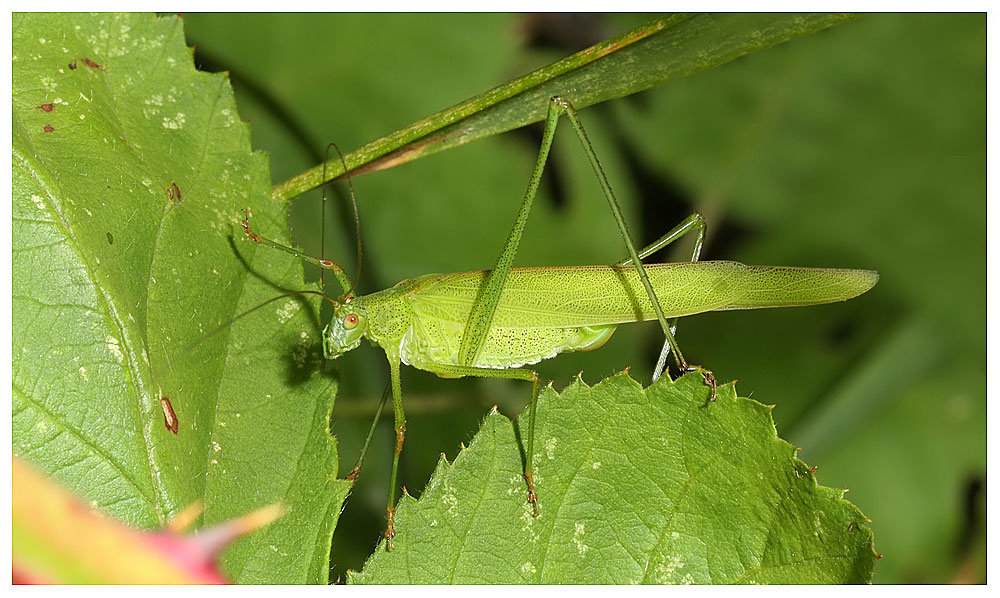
(380, 359, 543, 548)
(430, 362, 543, 516)
(384, 356, 406, 550)
(349, 365, 544, 551)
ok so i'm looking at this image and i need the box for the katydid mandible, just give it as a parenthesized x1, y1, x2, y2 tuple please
(242, 96, 879, 550)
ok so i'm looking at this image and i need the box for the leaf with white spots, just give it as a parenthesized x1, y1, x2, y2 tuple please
(349, 373, 877, 584)
(12, 13, 348, 584)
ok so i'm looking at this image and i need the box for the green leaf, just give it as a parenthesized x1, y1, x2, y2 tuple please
(350, 373, 876, 584)
(272, 13, 856, 201)
(12, 13, 348, 583)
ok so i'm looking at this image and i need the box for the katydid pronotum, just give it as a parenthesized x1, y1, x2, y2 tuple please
(241, 96, 878, 549)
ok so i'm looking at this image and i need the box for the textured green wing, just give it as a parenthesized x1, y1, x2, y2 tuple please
(408, 263, 734, 328)
(407, 261, 877, 329)
(713, 264, 879, 310)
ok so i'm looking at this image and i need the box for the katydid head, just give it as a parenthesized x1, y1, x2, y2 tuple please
(323, 299, 367, 359)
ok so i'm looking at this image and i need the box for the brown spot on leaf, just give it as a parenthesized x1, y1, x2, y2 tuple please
(167, 182, 182, 203)
(82, 57, 105, 71)
(161, 396, 179, 434)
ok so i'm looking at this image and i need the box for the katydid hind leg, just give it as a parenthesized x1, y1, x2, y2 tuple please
(557, 98, 675, 347)
(457, 97, 564, 369)
(615, 211, 717, 396)
(461, 96, 697, 387)
(558, 100, 714, 394)
(618, 212, 706, 380)
(454, 98, 717, 524)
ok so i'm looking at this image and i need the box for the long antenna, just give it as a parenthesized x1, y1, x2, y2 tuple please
(149, 288, 340, 390)
(322, 142, 363, 298)
(178, 290, 339, 355)
(320, 147, 328, 295)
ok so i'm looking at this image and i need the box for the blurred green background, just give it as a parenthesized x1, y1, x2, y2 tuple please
(182, 13, 985, 583)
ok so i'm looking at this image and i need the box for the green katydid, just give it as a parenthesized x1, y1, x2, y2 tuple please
(241, 96, 878, 550)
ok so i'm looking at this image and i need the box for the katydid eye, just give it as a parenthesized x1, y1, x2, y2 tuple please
(344, 313, 359, 329)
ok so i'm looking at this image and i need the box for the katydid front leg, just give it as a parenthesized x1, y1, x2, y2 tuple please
(242, 210, 410, 548)
(346, 382, 391, 483)
(241, 209, 354, 296)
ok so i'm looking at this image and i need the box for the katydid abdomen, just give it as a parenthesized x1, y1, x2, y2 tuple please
(357, 261, 879, 372)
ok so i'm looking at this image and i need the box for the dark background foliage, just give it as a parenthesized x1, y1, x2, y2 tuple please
(182, 13, 985, 583)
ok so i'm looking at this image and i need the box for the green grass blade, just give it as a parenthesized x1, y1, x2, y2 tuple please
(272, 13, 855, 201)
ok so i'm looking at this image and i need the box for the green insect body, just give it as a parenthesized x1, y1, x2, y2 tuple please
(246, 96, 879, 550)
(326, 262, 878, 372)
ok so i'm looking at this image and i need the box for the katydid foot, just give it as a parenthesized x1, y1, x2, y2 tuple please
(385, 506, 396, 550)
(682, 364, 718, 401)
(346, 466, 361, 483)
(524, 472, 540, 517)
